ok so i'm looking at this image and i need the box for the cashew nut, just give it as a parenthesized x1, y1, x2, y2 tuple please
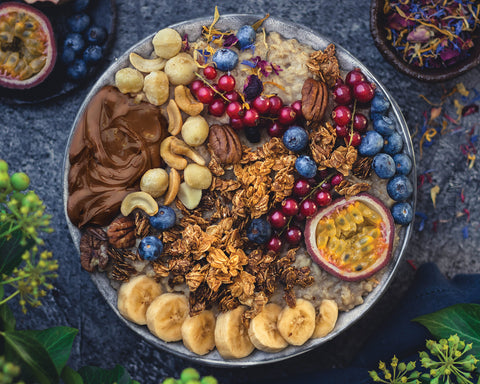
(120, 191, 159, 217)
(164, 168, 180, 206)
(312, 299, 338, 339)
(129, 52, 166, 73)
(160, 136, 188, 170)
(174, 85, 203, 116)
(170, 137, 206, 166)
(166, 99, 183, 136)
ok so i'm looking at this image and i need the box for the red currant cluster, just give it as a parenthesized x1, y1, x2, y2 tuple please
(190, 66, 303, 140)
(265, 171, 344, 251)
(331, 68, 375, 147)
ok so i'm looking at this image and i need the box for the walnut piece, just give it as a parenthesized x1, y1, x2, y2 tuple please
(301, 78, 328, 122)
(107, 216, 136, 249)
(208, 124, 243, 165)
(80, 228, 109, 272)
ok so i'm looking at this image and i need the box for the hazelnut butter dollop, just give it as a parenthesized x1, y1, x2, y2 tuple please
(67, 85, 165, 228)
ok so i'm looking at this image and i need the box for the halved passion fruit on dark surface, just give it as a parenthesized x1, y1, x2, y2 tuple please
(0, 2, 57, 89)
(305, 193, 394, 282)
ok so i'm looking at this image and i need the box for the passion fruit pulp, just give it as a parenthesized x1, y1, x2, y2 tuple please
(0, 2, 57, 89)
(305, 193, 394, 282)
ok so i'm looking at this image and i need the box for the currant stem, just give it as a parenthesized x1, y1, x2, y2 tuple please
(348, 99, 357, 147)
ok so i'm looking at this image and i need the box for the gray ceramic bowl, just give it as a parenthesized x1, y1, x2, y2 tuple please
(63, 14, 416, 367)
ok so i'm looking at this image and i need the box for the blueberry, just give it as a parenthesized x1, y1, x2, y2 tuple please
(149, 206, 176, 231)
(373, 115, 395, 136)
(393, 153, 412, 175)
(358, 131, 384, 156)
(391, 202, 413, 225)
(236, 25, 256, 49)
(64, 33, 85, 54)
(372, 153, 396, 179)
(85, 25, 108, 45)
(138, 236, 163, 261)
(72, 0, 90, 12)
(61, 46, 76, 65)
(67, 13, 91, 33)
(387, 175, 413, 201)
(247, 218, 272, 244)
(295, 155, 317, 178)
(212, 48, 238, 71)
(67, 59, 87, 81)
(244, 126, 261, 143)
(370, 92, 390, 114)
(383, 132, 403, 155)
(83, 45, 103, 64)
(282, 126, 309, 153)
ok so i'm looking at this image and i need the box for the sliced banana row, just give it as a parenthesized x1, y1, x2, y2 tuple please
(117, 275, 339, 358)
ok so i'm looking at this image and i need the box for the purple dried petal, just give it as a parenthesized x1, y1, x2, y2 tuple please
(223, 34, 239, 48)
(387, 13, 414, 30)
(407, 26, 433, 43)
(462, 104, 479, 117)
(182, 33, 189, 51)
(243, 74, 263, 100)
(439, 47, 460, 62)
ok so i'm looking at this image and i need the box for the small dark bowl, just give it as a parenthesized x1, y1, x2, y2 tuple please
(370, 0, 480, 82)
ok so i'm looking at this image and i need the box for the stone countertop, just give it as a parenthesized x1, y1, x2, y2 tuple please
(1, 0, 480, 382)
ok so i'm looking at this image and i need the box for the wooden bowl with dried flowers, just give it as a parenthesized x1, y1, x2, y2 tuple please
(370, 0, 480, 82)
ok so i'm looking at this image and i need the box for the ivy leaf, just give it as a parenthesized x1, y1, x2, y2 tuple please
(78, 365, 135, 384)
(4, 330, 59, 384)
(61, 366, 84, 384)
(21, 327, 78, 375)
(0, 224, 32, 275)
(0, 302, 16, 332)
(413, 303, 480, 355)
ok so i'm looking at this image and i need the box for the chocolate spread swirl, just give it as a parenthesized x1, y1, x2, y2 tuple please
(67, 86, 165, 228)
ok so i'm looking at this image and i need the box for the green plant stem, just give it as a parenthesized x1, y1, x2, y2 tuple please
(0, 275, 28, 285)
(0, 290, 19, 306)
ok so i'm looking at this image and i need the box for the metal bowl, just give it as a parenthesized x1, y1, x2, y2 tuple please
(63, 14, 416, 367)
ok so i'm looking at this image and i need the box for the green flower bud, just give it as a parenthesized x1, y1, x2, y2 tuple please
(0, 173, 10, 189)
(162, 378, 176, 384)
(368, 371, 381, 382)
(10, 172, 30, 191)
(3, 362, 20, 377)
(200, 376, 218, 384)
(398, 362, 407, 372)
(180, 368, 200, 382)
(0, 160, 9, 173)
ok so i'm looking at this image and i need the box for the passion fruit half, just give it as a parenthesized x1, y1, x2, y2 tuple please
(305, 193, 394, 282)
(0, 2, 57, 89)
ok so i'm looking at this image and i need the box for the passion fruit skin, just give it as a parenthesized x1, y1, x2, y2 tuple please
(304, 193, 395, 282)
(0, 2, 57, 89)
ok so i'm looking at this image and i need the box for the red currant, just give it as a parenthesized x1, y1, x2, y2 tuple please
(331, 173, 344, 186)
(333, 84, 352, 105)
(242, 109, 260, 127)
(190, 79, 204, 96)
(208, 99, 226, 117)
(332, 105, 352, 126)
(203, 65, 217, 80)
(353, 81, 375, 104)
(224, 91, 240, 103)
(218, 74, 236, 92)
(284, 226, 302, 244)
(252, 96, 271, 114)
(353, 113, 368, 133)
(267, 121, 285, 137)
(226, 101, 244, 119)
(281, 198, 300, 216)
(345, 68, 366, 88)
(314, 190, 332, 206)
(293, 178, 312, 197)
(291, 100, 302, 118)
(196, 86, 215, 104)
(230, 117, 244, 130)
(300, 199, 318, 218)
(268, 96, 283, 115)
(318, 169, 329, 179)
(345, 131, 362, 147)
(334, 77, 344, 87)
(335, 124, 348, 137)
(268, 209, 288, 229)
(267, 235, 283, 252)
(278, 106, 297, 125)
(320, 182, 331, 191)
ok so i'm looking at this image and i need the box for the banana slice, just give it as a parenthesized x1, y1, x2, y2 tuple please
(181, 310, 216, 355)
(117, 275, 162, 325)
(146, 293, 189, 342)
(215, 305, 254, 359)
(277, 299, 316, 346)
(248, 303, 288, 353)
(312, 299, 338, 338)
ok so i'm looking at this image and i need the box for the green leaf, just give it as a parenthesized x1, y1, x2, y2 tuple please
(413, 303, 480, 355)
(61, 366, 84, 384)
(0, 301, 16, 332)
(0, 224, 32, 275)
(4, 330, 59, 384)
(78, 365, 135, 384)
(21, 326, 78, 375)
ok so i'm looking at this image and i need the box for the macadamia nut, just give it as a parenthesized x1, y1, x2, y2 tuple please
(183, 164, 212, 190)
(152, 28, 182, 59)
(181, 116, 209, 147)
(164, 53, 197, 86)
(140, 168, 169, 198)
(115, 68, 144, 94)
(177, 182, 202, 210)
(143, 71, 169, 106)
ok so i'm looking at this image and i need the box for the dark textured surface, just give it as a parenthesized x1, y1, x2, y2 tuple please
(1, 0, 479, 382)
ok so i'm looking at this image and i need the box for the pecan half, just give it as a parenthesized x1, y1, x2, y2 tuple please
(80, 227, 109, 272)
(208, 124, 243, 165)
(301, 78, 328, 123)
(107, 216, 136, 249)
